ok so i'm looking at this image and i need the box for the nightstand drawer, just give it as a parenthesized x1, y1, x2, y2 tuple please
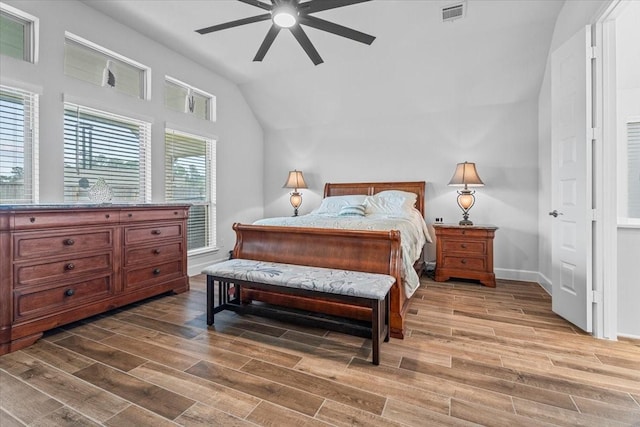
(442, 239, 486, 255)
(442, 255, 486, 271)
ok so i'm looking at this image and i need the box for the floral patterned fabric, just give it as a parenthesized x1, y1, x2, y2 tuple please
(202, 259, 395, 300)
(253, 210, 430, 298)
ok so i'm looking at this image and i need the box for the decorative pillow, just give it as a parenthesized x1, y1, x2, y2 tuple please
(312, 195, 368, 215)
(364, 191, 417, 215)
(338, 204, 366, 217)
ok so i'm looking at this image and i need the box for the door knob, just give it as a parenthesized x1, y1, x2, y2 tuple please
(548, 210, 563, 218)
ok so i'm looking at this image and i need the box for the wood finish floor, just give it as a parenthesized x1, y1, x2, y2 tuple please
(1, 274, 639, 426)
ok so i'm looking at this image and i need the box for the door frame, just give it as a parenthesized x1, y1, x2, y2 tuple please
(593, 0, 622, 340)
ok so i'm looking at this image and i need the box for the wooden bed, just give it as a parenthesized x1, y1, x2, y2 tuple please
(231, 181, 426, 339)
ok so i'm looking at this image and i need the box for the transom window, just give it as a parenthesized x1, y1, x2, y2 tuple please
(165, 77, 215, 121)
(64, 33, 149, 99)
(165, 129, 216, 252)
(0, 85, 38, 204)
(63, 104, 150, 203)
(0, 4, 37, 63)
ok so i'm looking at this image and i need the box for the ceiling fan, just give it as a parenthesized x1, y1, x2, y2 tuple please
(195, 0, 376, 65)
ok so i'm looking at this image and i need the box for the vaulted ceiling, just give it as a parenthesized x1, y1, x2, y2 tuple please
(83, 0, 564, 131)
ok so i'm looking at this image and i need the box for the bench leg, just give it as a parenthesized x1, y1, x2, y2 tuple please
(385, 293, 390, 343)
(371, 299, 380, 365)
(207, 276, 215, 325)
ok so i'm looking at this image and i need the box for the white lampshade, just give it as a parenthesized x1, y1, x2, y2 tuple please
(448, 161, 484, 188)
(283, 170, 308, 190)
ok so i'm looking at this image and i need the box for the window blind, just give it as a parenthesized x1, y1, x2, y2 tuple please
(164, 77, 215, 121)
(0, 9, 31, 62)
(628, 121, 640, 218)
(165, 129, 215, 251)
(64, 36, 146, 99)
(63, 104, 150, 203)
(0, 85, 38, 204)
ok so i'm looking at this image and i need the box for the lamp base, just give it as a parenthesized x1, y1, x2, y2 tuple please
(458, 219, 474, 226)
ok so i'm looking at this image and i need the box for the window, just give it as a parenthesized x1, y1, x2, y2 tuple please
(165, 77, 215, 121)
(0, 85, 38, 204)
(627, 121, 640, 218)
(63, 104, 150, 203)
(64, 33, 149, 99)
(165, 129, 215, 251)
(0, 5, 37, 62)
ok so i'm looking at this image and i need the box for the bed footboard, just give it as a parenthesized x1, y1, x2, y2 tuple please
(232, 223, 409, 338)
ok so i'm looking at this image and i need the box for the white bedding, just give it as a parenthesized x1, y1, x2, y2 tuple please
(253, 209, 431, 298)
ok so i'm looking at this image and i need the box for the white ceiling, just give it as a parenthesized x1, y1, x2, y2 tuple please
(82, 0, 564, 131)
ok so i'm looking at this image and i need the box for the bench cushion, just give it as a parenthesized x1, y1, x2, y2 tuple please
(202, 259, 395, 300)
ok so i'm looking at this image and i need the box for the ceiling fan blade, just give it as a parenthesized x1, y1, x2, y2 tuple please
(289, 24, 323, 65)
(299, 0, 371, 14)
(196, 13, 271, 34)
(237, 0, 273, 11)
(299, 15, 375, 45)
(253, 25, 281, 61)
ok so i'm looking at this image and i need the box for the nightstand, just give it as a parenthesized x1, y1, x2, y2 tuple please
(433, 224, 498, 287)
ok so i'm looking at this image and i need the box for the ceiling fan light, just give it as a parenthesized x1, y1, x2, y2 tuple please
(272, 5, 298, 28)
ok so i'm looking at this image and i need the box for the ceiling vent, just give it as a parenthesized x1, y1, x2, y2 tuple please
(442, 2, 466, 22)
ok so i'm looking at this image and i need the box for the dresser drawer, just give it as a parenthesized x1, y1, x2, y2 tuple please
(14, 253, 113, 287)
(14, 275, 113, 321)
(14, 229, 114, 260)
(442, 255, 486, 271)
(124, 241, 184, 267)
(124, 260, 184, 291)
(120, 208, 187, 223)
(124, 223, 183, 245)
(13, 210, 118, 229)
(442, 239, 486, 255)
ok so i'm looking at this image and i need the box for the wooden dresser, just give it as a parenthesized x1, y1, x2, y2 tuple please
(0, 204, 190, 355)
(433, 224, 498, 288)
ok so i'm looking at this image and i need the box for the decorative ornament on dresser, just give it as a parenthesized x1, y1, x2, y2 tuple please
(88, 177, 113, 203)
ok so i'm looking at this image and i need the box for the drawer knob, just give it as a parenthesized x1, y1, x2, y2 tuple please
(461, 259, 467, 264)
(65, 263, 75, 271)
(63, 239, 75, 246)
(29, 217, 36, 223)
(64, 288, 75, 297)
(151, 230, 162, 235)
(153, 249, 161, 255)
(105, 214, 110, 219)
(153, 268, 161, 275)
(128, 213, 133, 217)
(461, 244, 467, 248)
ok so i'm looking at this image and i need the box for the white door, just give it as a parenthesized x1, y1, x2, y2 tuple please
(550, 26, 593, 332)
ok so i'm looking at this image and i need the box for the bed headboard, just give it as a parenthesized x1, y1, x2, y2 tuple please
(323, 181, 426, 217)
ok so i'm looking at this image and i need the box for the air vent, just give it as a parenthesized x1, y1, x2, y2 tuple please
(442, 2, 466, 22)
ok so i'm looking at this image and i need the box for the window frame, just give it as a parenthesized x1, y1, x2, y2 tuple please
(64, 32, 151, 100)
(0, 3, 38, 63)
(164, 128, 216, 254)
(63, 102, 151, 204)
(164, 76, 216, 121)
(0, 85, 39, 204)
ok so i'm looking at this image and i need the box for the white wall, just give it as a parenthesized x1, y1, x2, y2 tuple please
(0, 0, 265, 274)
(537, 0, 608, 292)
(263, 99, 541, 280)
(615, 0, 640, 338)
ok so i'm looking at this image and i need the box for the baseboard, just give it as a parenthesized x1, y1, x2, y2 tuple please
(617, 332, 640, 341)
(494, 268, 552, 294)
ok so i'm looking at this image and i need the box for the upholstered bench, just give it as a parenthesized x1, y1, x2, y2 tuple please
(202, 259, 395, 365)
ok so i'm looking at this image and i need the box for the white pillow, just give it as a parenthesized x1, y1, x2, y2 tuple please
(312, 195, 368, 215)
(338, 204, 366, 217)
(364, 191, 417, 215)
